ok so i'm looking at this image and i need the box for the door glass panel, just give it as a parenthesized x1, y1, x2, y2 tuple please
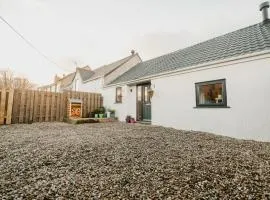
(144, 86, 148, 103)
(137, 86, 142, 101)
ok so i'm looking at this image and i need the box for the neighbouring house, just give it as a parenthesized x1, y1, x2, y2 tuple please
(102, 2, 270, 141)
(38, 71, 78, 92)
(71, 51, 142, 94)
(39, 51, 142, 93)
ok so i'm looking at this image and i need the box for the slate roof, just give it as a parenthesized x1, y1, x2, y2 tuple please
(77, 67, 94, 81)
(83, 54, 138, 82)
(110, 21, 270, 85)
(60, 72, 76, 88)
(39, 72, 76, 89)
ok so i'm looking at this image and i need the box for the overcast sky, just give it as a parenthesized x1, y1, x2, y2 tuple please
(0, 0, 264, 85)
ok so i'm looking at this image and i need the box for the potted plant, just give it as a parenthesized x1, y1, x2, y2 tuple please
(99, 107, 105, 118)
(125, 115, 131, 123)
(106, 108, 111, 118)
(93, 108, 99, 118)
(108, 109, 115, 118)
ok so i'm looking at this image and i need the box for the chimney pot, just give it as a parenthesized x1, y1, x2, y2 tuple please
(131, 50, 135, 55)
(259, 1, 270, 22)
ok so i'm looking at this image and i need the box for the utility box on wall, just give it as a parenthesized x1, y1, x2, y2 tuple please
(68, 98, 82, 118)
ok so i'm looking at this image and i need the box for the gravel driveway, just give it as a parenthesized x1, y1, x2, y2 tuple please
(0, 122, 270, 199)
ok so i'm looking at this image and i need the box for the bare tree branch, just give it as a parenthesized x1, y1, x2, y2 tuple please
(0, 69, 35, 89)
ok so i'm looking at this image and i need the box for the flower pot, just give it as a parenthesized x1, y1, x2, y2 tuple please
(99, 114, 104, 118)
(110, 113, 115, 118)
(106, 111, 111, 118)
(94, 114, 99, 118)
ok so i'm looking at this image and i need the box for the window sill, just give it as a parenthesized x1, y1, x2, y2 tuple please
(193, 106, 231, 109)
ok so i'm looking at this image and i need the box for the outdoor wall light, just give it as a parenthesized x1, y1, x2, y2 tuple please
(148, 87, 154, 98)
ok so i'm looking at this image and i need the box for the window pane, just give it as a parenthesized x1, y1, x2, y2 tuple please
(198, 82, 224, 105)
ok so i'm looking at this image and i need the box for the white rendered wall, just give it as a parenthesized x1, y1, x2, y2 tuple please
(70, 70, 104, 93)
(80, 78, 103, 93)
(151, 57, 270, 141)
(103, 85, 136, 121)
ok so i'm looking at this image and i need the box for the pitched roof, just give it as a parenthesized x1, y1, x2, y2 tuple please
(60, 72, 76, 88)
(77, 67, 94, 81)
(38, 72, 76, 89)
(110, 21, 270, 85)
(60, 66, 94, 87)
(84, 54, 138, 82)
(58, 53, 139, 87)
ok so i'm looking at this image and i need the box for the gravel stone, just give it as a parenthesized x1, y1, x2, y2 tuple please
(0, 122, 270, 199)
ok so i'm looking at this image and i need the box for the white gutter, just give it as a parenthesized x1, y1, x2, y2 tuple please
(104, 50, 270, 88)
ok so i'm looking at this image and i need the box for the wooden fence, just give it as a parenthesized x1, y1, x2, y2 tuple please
(0, 89, 14, 125)
(0, 89, 103, 124)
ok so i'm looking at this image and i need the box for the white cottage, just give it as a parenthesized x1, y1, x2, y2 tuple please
(102, 2, 270, 141)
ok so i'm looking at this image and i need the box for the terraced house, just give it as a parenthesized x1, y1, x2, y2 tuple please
(102, 2, 270, 141)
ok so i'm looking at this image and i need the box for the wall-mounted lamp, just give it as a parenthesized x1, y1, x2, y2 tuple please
(148, 85, 154, 98)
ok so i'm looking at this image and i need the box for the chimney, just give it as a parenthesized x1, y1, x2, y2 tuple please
(259, 1, 270, 22)
(131, 50, 135, 55)
(83, 65, 92, 71)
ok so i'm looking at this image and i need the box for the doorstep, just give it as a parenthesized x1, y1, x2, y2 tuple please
(66, 118, 117, 125)
(138, 120, 152, 125)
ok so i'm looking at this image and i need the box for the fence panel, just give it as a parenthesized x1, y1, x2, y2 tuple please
(6, 89, 103, 124)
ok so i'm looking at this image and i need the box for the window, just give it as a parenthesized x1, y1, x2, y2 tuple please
(115, 87, 122, 103)
(195, 79, 227, 107)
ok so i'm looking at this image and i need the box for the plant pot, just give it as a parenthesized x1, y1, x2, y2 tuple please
(99, 114, 104, 118)
(88, 112, 94, 118)
(106, 111, 111, 118)
(126, 115, 131, 123)
(110, 113, 115, 118)
(130, 118, 136, 123)
(94, 114, 99, 118)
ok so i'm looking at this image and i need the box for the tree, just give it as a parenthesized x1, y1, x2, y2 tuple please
(0, 69, 35, 89)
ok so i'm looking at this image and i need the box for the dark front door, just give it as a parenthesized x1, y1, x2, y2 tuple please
(137, 83, 151, 121)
